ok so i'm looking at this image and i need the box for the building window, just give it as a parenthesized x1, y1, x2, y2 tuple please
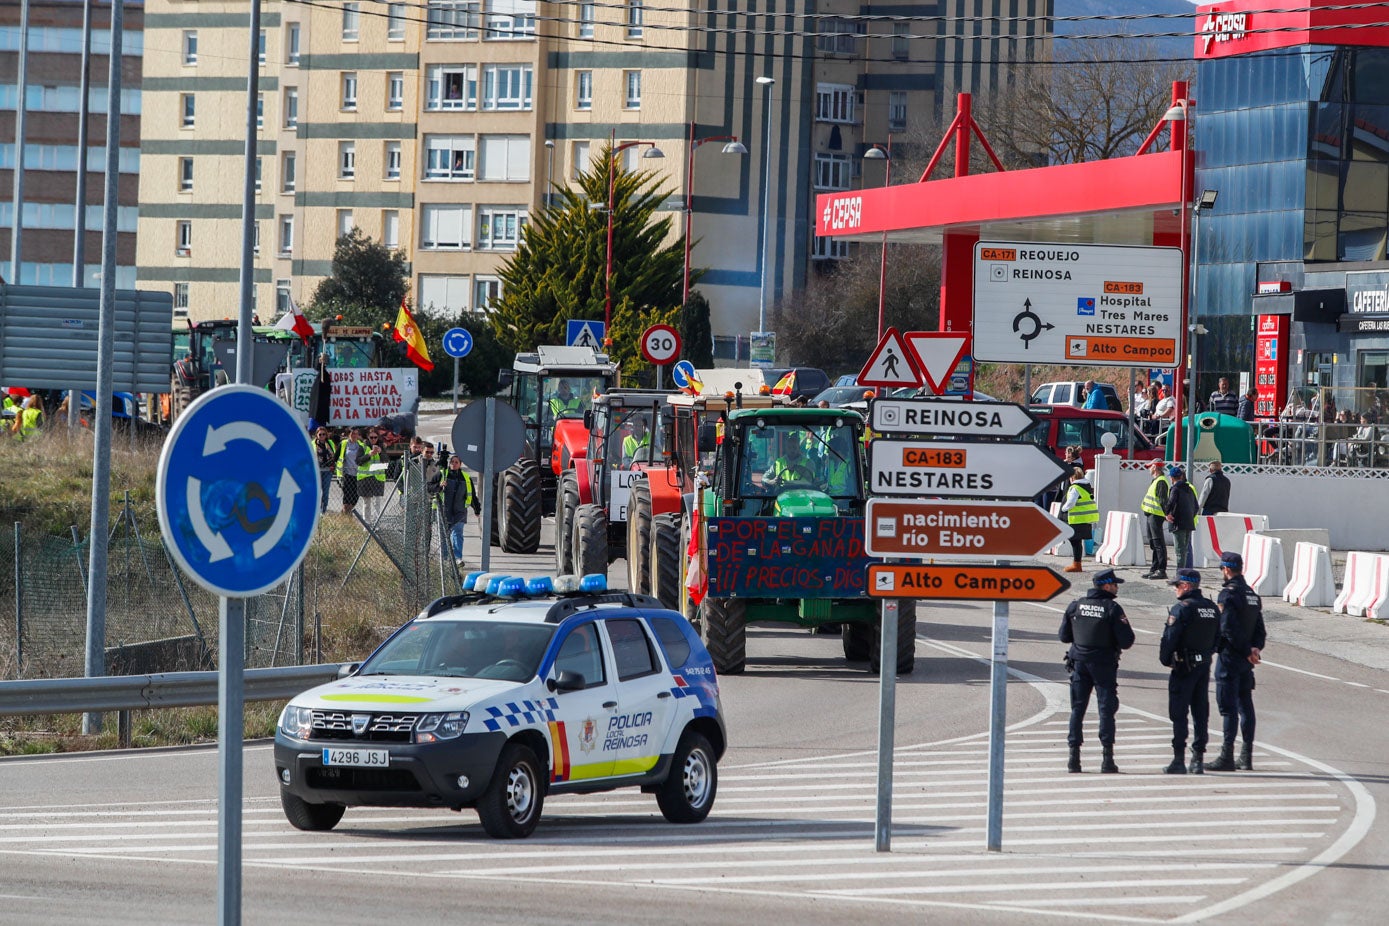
(342, 3, 360, 41)
(474, 276, 501, 311)
(275, 280, 291, 313)
(286, 23, 301, 64)
(420, 203, 472, 250)
(816, 18, 860, 55)
(624, 70, 641, 109)
(342, 72, 358, 111)
(426, 65, 478, 110)
(281, 151, 296, 192)
(575, 71, 592, 110)
(387, 3, 407, 40)
(479, 135, 531, 182)
(426, 1, 480, 41)
(253, 220, 261, 254)
(482, 64, 532, 111)
(626, 1, 644, 38)
(178, 157, 194, 192)
(888, 91, 908, 131)
(180, 93, 195, 127)
(279, 215, 294, 254)
(816, 83, 855, 123)
(339, 142, 356, 179)
(486, 0, 537, 40)
(283, 87, 298, 128)
(176, 220, 192, 256)
(579, 3, 595, 39)
(256, 92, 264, 128)
(478, 206, 526, 250)
(387, 72, 404, 111)
(811, 235, 850, 260)
(383, 210, 401, 249)
(337, 210, 355, 238)
(182, 30, 198, 66)
(572, 141, 590, 179)
(425, 135, 476, 180)
(813, 153, 851, 191)
(420, 275, 471, 313)
(258, 29, 266, 64)
(385, 141, 402, 179)
(254, 156, 263, 191)
(173, 282, 189, 312)
(892, 23, 910, 60)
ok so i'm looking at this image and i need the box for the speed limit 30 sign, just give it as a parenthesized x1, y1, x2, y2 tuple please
(640, 324, 681, 365)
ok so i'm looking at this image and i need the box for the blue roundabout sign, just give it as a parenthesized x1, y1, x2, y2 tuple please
(443, 327, 473, 359)
(156, 385, 320, 598)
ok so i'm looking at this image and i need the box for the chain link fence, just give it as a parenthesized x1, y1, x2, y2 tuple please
(0, 460, 462, 681)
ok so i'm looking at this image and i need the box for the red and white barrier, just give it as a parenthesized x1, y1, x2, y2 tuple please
(1240, 533, 1285, 597)
(1095, 510, 1144, 566)
(1334, 551, 1389, 616)
(1048, 502, 1067, 556)
(1283, 542, 1336, 608)
(1362, 557, 1389, 620)
(1193, 513, 1270, 567)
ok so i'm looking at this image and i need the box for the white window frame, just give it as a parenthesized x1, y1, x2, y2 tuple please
(892, 22, 910, 60)
(387, 3, 407, 41)
(426, 1, 480, 41)
(385, 141, 402, 180)
(342, 3, 361, 41)
(420, 203, 473, 250)
(420, 275, 472, 314)
(253, 220, 261, 254)
(482, 64, 532, 111)
(254, 156, 263, 192)
(178, 157, 193, 192)
(342, 72, 358, 111)
(279, 215, 294, 254)
(816, 83, 855, 124)
(425, 65, 478, 111)
(424, 135, 476, 180)
(383, 210, 401, 249)
(575, 71, 592, 110)
(572, 141, 590, 179)
(626, 1, 644, 38)
(485, 0, 537, 41)
(339, 142, 356, 180)
(182, 30, 198, 66)
(256, 92, 264, 128)
(578, 3, 595, 39)
(387, 72, 404, 111)
(174, 282, 190, 311)
(474, 276, 501, 311)
(816, 18, 859, 55)
(275, 280, 291, 313)
(477, 206, 526, 250)
(180, 93, 195, 128)
(337, 210, 355, 238)
(479, 135, 531, 182)
(811, 235, 850, 260)
(283, 87, 298, 128)
(286, 23, 301, 65)
(624, 70, 641, 109)
(176, 220, 192, 256)
(281, 151, 296, 193)
(888, 91, 908, 131)
(813, 153, 851, 191)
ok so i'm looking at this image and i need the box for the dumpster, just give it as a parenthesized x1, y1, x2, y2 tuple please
(1160, 412, 1257, 464)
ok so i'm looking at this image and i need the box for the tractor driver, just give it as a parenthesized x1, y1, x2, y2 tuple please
(548, 379, 583, 419)
(763, 437, 817, 488)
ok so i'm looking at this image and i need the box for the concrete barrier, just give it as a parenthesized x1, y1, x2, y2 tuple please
(1259, 529, 1332, 583)
(1095, 510, 1144, 566)
(1335, 551, 1389, 616)
(1193, 513, 1270, 567)
(1048, 502, 1066, 557)
(1240, 533, 1285, 597)
(1363, 557, 1389, 621)
(1284, 542, 1336, 608)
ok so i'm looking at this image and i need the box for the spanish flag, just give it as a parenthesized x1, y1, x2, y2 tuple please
(393, 298, 434, 372)
(771, 370, 796, 396)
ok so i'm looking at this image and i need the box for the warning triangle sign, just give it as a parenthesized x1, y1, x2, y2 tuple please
(857, 327, 923, 388)
(904, 332, 970, 394)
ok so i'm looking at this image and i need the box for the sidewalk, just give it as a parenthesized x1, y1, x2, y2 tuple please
(1043, 551, 1389, 672)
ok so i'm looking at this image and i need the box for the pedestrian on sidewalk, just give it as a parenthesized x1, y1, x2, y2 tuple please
(1164, 465, 1199, 569)
(1206, 552, 1267, 772)
(1198, 460, 1231, 516)
(313, 427, 338, 514)
(1059, 568, 1135, 773)
(1060, 467, 1097, 573)
(1140, 460, 1171, 579)
(438, 455, 480, 564)
(1159, 568, 1220, 774)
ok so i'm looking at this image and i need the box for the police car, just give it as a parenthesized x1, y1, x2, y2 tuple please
(274, 574, 725, 839)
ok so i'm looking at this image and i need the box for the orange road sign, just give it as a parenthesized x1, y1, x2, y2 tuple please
(865, 499, 1072, 560)
(866, 563, 1071, 602)
(1065, 334, 1176, 365)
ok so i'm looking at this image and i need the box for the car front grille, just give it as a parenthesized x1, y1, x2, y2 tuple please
(309, 710, 421, 743)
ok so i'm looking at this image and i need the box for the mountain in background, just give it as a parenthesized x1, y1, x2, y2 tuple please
(1055, 0, 1198, 61)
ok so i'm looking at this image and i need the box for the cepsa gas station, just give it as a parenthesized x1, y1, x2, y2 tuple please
(816, 0, 1389, 437)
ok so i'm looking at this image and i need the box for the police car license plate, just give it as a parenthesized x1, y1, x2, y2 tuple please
(322, 747, 389, 768)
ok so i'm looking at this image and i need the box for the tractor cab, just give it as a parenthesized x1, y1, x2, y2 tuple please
(714, 408, 866, 517)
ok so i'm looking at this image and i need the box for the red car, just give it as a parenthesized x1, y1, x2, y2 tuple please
(1020, 405, 1161, 470)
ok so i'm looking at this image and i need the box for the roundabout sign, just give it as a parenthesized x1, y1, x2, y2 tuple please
(157, 385, 320, 597)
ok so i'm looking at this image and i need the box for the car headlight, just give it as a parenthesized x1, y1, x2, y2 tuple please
(279, 704, 313, 740)
(414, 711, 469, 744)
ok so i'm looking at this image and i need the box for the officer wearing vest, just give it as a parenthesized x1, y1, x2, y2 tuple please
(1060, 468, 1098, 573)
(438, 455, 481, 563)
(1206, 552, 1267, 772)
(334, 427, 370, 514)
(11, 395, 43, 441)
(1159, 568, 1221, 774)
(1140, 459, 1171, 579)
(1059, 568, 1135, 773)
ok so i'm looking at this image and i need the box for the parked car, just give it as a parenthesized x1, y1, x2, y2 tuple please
(1030, 381, 1123, 412)
(1021, 404, 1161, 469)
(811, 384, 878, 408)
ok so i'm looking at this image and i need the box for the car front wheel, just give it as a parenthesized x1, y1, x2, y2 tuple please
(656, 731, 717, 824)
(477, 742, 545, 838)
(280, 791, 345, 832)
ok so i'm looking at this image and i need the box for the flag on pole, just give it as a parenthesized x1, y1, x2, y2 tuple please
(684, 508, 707, 606)
(275, 294, 315, 344)
(393, 298, 434, 372)
(771, 370, 796, 395)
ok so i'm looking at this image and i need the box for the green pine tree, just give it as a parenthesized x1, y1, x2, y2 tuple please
(680, 290, 714, 367)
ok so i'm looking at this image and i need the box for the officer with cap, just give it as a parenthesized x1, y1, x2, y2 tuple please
(1059, 568, 1136, 773)
(1206, 552, 1267, 772)
(1158, 568, 1221, 773)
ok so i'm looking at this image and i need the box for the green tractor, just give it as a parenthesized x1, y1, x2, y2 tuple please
(686, 405, 915, 676)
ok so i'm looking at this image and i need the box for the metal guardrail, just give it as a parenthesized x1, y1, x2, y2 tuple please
(0, 664, 341, 717)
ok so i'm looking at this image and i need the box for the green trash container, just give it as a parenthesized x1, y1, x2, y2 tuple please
(1160, 412, 1257, 464)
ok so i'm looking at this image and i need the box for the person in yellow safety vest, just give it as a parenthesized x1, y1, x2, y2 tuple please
(1140, 459, 1171, 580)
(335, 426, 370, 514)
(548, 379, 583, 419)
(10, 395, 43, 442)
(357, 436, 387, 520)
(1061, 467, 1099, 573)
(438, 455, 481, 563)
(622, 415, 651, 465)
(763, 438, 816, 489)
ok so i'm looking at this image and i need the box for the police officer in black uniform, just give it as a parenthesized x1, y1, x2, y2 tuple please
(1206, 552, 1267, 772)
(1159, 567, 1221, 774)
(1059, 568, 1136, 773)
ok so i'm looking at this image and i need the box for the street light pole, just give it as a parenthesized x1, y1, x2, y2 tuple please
(682, 124, 746, 309)
(864, 136, 893, 341)
(543, 139, 554, 208)
(756, 75, 775, 335)
(1163, 95, 1192, 471)
(604, 130, 664, 344)
(1185, 189, 1218, 474)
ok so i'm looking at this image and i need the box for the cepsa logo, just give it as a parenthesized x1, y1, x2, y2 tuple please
(821, 195, 863, 232)
(1201, 9, 1250, 55)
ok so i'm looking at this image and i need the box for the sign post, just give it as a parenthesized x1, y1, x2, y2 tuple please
(442, 327, 473, 414)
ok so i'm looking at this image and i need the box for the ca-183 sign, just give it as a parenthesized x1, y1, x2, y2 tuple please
(868, 439, 1071, 500)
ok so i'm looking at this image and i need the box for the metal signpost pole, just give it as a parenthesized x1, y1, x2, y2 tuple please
(875, 598, 898, 852)
(480, 398, 496, 572)
(986, 564, 1009, 853)
(453, 356, 459, 415)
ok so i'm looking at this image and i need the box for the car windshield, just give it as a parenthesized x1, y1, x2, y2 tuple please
(740, 419, 860, 497)
(604, 405, 666, 469)
(359, 620, 555, 683)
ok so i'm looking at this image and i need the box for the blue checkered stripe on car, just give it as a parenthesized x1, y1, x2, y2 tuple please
(481, 698, 559, 732)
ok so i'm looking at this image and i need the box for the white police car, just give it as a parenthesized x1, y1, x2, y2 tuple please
(274, 574, 725, 838)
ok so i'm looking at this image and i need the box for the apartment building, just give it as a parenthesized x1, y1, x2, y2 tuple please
(1, 0, 143, 289)
(136, 1, 1050, 340)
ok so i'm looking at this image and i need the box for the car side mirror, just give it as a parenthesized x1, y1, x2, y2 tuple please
(496, 369, 514, 389)
(584, 410, 593, 429)
(547, 670, 586, 692)
(336, 662, 360, 679)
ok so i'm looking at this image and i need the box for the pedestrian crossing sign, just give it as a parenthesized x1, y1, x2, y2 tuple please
(857, 327, 923, 388)
(567, 320, 605, 349)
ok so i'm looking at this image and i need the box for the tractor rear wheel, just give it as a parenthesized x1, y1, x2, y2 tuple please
(867, 599, 917, 675)
(649, 513, 682, 611)
(700, 597, 747, 675)
(555, 472, 579, 574)
(626, 481, 653, 594)
(498, 459, 541, 554)
(573, 503, 609, 580)
(841, 622, 872, 661)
